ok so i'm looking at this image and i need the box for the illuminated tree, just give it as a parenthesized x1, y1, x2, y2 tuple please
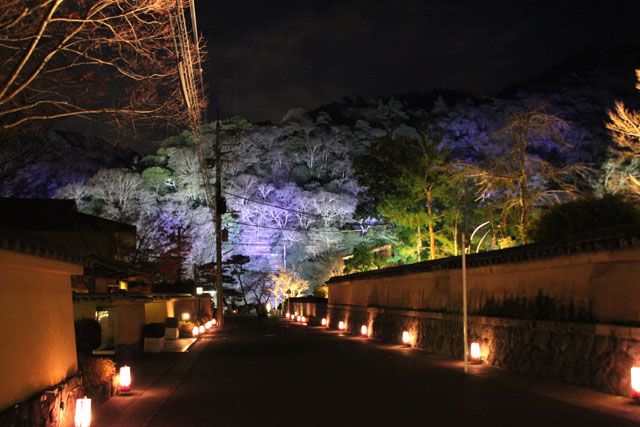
(268, 266, 309, 309)
(464, 106, 588, 243)
(0, 0, 200, 140)
(607, 70, 640, 196)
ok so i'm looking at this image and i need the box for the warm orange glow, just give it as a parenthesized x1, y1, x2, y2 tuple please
(338, 321, 345, 330)
(182, 313, 190, 321)
(632, 366, 640, 398)
(119, 280, 128, 290)
(75, 397, 91, 427)
(361, 325, 368, 336)
(470, 342, 482, 361)
(296, 316, 301, 322)
(205, 321, 212, 329)
(321, 318, 327, 326)
(301, 316, 306, 323)
(294, 311, 298, 316)
(196, 287, 203, 295)
(402, 331, 410, 345)
(199, 325, 205, 334)
(285, 312, 290, 318)
(119, 366, 131, 392)
(212, 318, 217, 326)
(192, 326, 199, 337)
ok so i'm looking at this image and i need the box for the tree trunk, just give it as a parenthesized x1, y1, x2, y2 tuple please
(427, 189, 436, 260)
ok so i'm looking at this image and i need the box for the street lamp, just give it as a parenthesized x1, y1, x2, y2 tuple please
(286, 289, 291, 318)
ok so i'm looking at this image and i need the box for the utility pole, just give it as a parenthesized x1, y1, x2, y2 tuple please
(462, 231, 468, 373)
(215, 118, 224, 328)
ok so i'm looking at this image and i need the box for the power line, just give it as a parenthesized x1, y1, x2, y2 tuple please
(223, 190, 324, 219)
(228, 220, 366, 233)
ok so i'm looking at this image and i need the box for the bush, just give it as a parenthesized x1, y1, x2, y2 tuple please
(75, 318, 101, 357)
(81, 357, 115, 388)
(143, 323, 165, 338)
(164, 317, 178, 328)
(531, 194, 640, 242)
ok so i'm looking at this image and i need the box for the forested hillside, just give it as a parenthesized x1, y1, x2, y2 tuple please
(13, 46, 640, 294)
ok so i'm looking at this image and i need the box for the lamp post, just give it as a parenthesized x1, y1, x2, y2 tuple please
(462, 231, 469, 373)
(286, 289, 291, 318)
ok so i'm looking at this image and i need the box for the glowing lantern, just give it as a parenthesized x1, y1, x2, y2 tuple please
(301, 316, 306, 323)
(321, 318, 327, 326)
(119, 366, 131, 393)
(182, 313, 190, 321)
(212, 318, 217, 326)
(294, 311, 298, 316)
(297, 316, 301, 322)
(75, 396, 91, 427)
(402, 331, 410, 345)
(205, 321, 212, 329)
(266, 303, 272, 312)
(338, 321, 345, 330)
(285, 312, 290, 318)
(632, 366, 640, 398)
(470, 342, 482, 362)
(196, 287, 203, 295)
(199, 325, 205, 334)
(192, 326, 199, 337)
(361, 325, 368, 336)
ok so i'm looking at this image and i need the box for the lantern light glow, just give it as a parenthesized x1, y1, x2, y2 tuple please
(321, 318, 327, 326)
(119, 366, 131, 393)
(338, 321, 345, 330)
(470, 342, 482, 362)
(192, 326, 199, 337)
(182, 313, 190, 321)
(199, 325, 205, 334)
(361, 325, 368, 336)
(286, 312, 290, 318)
(74, 396, 91, 427)
(632, 366, 640, 398)
(212, 318, 217, 326)
(402, 331, 410, 345)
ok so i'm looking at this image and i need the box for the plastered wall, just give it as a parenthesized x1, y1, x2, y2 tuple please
(0, 249, 82, 411)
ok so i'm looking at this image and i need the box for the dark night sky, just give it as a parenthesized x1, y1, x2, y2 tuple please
(197, 1, 640, 123)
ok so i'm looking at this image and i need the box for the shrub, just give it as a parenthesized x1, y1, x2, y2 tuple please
(531, 194, 640, 242)
(143, 323, 165, 338)
(165, 317, 178, 328)
(81, 357, 115, 388)
(75, 318, 101, 357)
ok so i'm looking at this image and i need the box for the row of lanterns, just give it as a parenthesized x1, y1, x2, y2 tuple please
(191, 317, 217, 337)
(74, 364, 134, 426)
(324, 316, 640, 399)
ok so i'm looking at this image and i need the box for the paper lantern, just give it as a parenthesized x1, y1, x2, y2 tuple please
(321, 318, 327, 326)
(266, 303, 272, 312)
(205, 321, 212, 329)
(119, 366, 131, 393)
(338, 321, 345, 330)
(212, 318, 217, 326)
(632, 366, 640, 399)
(285, 312, 290, 318)
(75, 397, 91, 427)
(470, 342, 482, 362)
(361, 325, 368, 336)
(192, 326, 199, 337)
(402, 331, 410, 345)
(199, 325, 205, 334)
(182, 313, 190, 321)
(296, 316, 301, 322)
(301, 316, 306, 324)
(196, 287, 203, 295)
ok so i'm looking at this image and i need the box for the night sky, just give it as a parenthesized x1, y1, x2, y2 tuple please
(197, 0, 640, 123)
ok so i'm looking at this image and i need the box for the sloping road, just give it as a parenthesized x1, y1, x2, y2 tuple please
(146, 316, 638, 427)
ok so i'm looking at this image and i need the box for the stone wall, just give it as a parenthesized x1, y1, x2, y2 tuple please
(328, 304, 640, 397)
(0, 374, 83, 427)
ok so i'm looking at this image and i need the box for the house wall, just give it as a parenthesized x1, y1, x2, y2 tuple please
(116, 304, 145, 346)
(145, 300, 170, 323)
(330, 248, 640, 324)
(0, 249, 82, 411)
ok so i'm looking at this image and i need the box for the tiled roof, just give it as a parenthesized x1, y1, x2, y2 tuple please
(327, 225, 640, 284)
(0, 229, 83, 264)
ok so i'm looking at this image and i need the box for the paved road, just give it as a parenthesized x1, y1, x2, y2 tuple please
(147, 316, 637, 427)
